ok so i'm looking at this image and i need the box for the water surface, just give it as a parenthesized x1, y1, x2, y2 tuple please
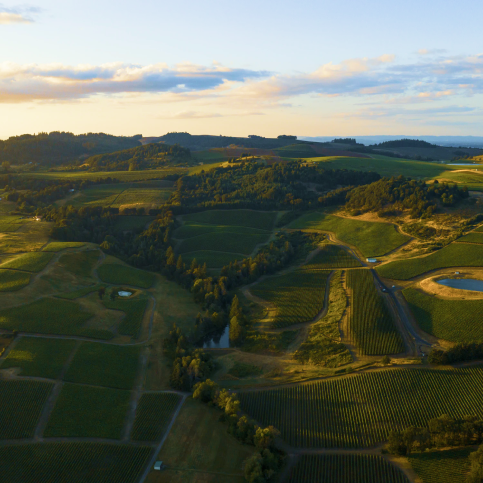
(203, 326, 230, 349)
(437, 278, 483, 292)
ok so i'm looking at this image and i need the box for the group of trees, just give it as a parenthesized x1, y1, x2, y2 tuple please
(429, 343, 483, 365)
(193, 379, 285, 483)
(345, 176, 469, 218)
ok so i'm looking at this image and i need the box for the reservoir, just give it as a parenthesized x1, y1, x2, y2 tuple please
(437, 278, 483, 292)
(203, 326, 230, 349)
(447, 163, 479, 166)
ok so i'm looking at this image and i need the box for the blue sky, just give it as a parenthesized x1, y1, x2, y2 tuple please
(1, 0, 483, 138)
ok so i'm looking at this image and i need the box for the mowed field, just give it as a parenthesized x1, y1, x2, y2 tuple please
(377, 243, 483, 280)
(238, 366, 483, 448)
(289, 212, 409, 257)
(402, 288, 483, 342)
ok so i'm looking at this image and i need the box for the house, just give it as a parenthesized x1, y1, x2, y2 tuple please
(366, 258, 377, 263)
(154, 461, 164, 471)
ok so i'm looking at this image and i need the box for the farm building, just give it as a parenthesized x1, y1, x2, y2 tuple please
(366, 258, 377, 263)
(154, 461, 164, 470)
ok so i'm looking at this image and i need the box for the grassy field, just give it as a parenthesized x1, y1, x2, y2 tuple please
(408, 448, 473, 483)
(0, 297, 96, 337)
(131, 392, 182, 441)
(303, 244, 362, 269)
(346, 269, 404, 355)
(0, 215, 26, 232)
(64, 342, 141, 389)
(146, 397, 253, 483)
(403, 288, 483, 342)
(113, 215, 155, 232)
(275, 143, 318, 158)
(288, 213, 409, 257)
(239, 366, 483, 448)
(56, 283, 104, 300)
(58, 250, 100, 278)
(42, 241, 85, 252)
(435, 169, 483, 191)
(0, 380, 53, 439)
(377, 243, 483, 280)
(174, 222, 270, 239)
(250, 269, 330, 329)
(287, 454, 410, 483)
(181, 210, 278, 230)
(97, 263, 155, 288)
(1, 337, 77, 379)
(0, 269, 31, 291)
(103, 296, 149, 338)
(0, 251, 54, 272)
(45, 383, 130, 439)
(180, 250, 245, 269)
(457, 232, 483, 244)
(0, 442, 153, 483)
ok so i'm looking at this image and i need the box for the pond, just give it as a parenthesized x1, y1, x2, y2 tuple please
(437, 278, 483, 292)
(447, 163, 479, 166)
(118, 291, 132, 297)
(203, 326, 230, 349)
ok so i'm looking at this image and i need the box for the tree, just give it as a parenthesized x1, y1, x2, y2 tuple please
(254, 426, 279, 451)
(244, 453, 265, 483)
(193, 379, 218, 403)
(98, 287, 106, 299)
(2, 161, 11, 173)
(109, 289, 117, 301)
(382, 355, 391, 365)
(468, 445, 483, 483)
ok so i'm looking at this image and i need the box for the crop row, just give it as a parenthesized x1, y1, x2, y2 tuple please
(303, 244, 362, 270)
(346, 270, 404, 355)
(287, 454, 409, 483)
(251, 269, 330, 329)
(238, 366, 483, 448)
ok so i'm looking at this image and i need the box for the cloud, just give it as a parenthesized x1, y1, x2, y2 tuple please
(0, 4, 41, 24)
(0, 12, 30, 23)
(157, 110, 265, 119)
(417, 48, 448, 56)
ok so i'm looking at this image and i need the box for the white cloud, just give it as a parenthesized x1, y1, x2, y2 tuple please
(0, 11, 31, 23)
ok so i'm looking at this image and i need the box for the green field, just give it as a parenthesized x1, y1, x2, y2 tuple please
(181, 210, 278, 230)
(174, 222, 270, 239)
(147, 397, 253, 483)
(288, 213, 409, 257)
(45, 383, 130, 439)
(436, 169, 483, 191)
(457, 232, 483, 244)
(0, 297, 96, 337)
(250, 269, 330, 329)
(103, 296, 149, 338)
(0, 269, 31, 291)
(275, 143, 318, 158)
(56, 283, 104, 299)
(97, 263, 155, 288)
(346, 269, 404, 355)
(0, 215, 25, 232)
(287, 454, 410, 483)
(131, 392, 182, 441)
(0, 442, 153, 483)
(1, 337, 77, 379)
(64, 342, 141, 389)
(239, 367, 483, 448)
(377, 243, 483, 280)
(58, 250, 100, 278)
(0, 251, 54, 272)
(180, 250, 244, 269)
(42, 241, 86, 252)
(403, 288, 483, 342)
(0, 380, 53, 439)
(113, 215, 155, 232)
(408, 448, 473, 483)
(303, 244, 362, 269)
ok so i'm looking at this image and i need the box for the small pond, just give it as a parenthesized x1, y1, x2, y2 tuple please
(203, 326, 230, 349)
(437, 278, 483, 292)
(447, 163, 479, 166)
(118, 291, 132, 297)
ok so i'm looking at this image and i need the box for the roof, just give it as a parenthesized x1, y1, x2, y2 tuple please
(154, 461, 163, 470)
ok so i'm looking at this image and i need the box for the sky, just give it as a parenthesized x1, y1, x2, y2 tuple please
(1, 0, 483, 139)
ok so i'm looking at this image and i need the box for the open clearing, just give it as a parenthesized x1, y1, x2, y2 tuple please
(97, 262, 155, 288)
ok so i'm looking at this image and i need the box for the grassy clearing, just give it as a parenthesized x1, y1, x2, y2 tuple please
(1, 337, 77, 379)
(458, 232, 483, 244)
(103, 296, 148, 338)
(177, 231, 269, 256)
(0, 380, 53, 439)
(179, 250, 244, 269)
(112, 188, 173, 207)
(181, 210, 278, 230)
(0, 251, 54, 272)
(294, 271, 352, 367)
(0, 297, 95, 337)
(146, 397, 253, 483)
(289, 213, 409, 257)
(0, 215, 25, 232)
(42, 241, 85, 252)
(58, 250, 100, 278)
(303, 244, 362, 269)
(377, 243, 483, 280)
(0, 269, 31, 291)
(64, 342, 141, 389)
(408, 448, 473, 483)
(251, 269, 330, 329)
(113, 215, 155, 232)
(347, 270, 404, 355)
(45, 383, 130, 439)
(97, 263, 155, 288)
(0, 442, 153, 483)
(174, 222, 269, 239)
(403, 288, 483, 342)
(56, 283, 104, 300)
(287, 454, 410, 483)
(131, 392, 182, 441)
(239, 366, 483, 448)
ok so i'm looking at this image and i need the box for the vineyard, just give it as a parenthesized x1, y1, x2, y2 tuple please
(181, 209, 278, 230)
(287, 454, 410, 483)
(457, 231, 483, 244)
(403, 288, 483, 342)
(346, 269, 404, 355)
(238, 366, 483, 448)
(0, 269, 31, 292)
(303, 244, 362, 270)
(0, 251, 54, 272)
(97, 263, 155, 288)
(250, 269, 330, 329)
(103, 296, 148, 338)
(131, 392, 182, 441)
(0, 442, 153, 483)
(0, 380, 53, 439)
